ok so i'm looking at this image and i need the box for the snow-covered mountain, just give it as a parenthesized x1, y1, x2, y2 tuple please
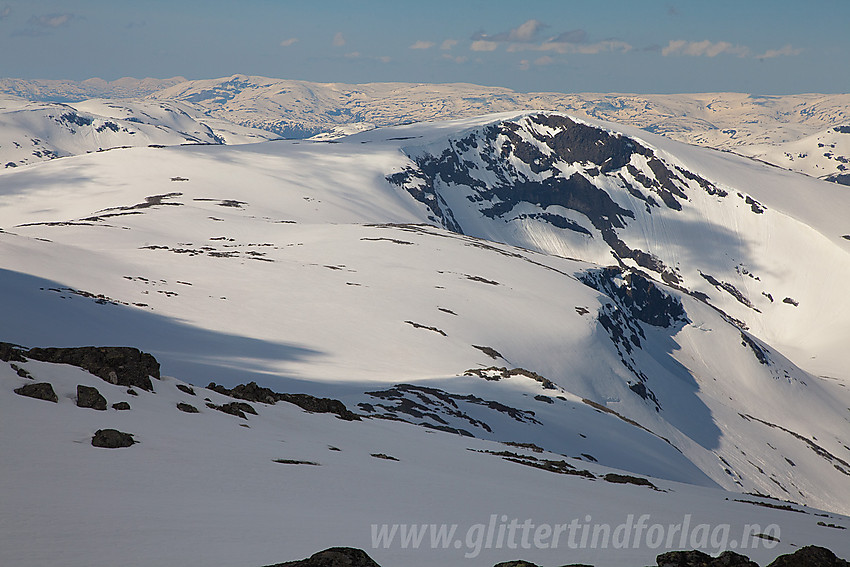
(146, 75, 850, 149)
(737, 125, 850, 185)
(0, 96, 278, 168)
(2, 111, 850, 566)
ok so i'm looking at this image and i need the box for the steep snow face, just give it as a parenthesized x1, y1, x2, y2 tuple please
(0, 96, 276, 168)
(383, 113, 850, 383)
(2, 112, 850, 516)
(737, 125, 850, 185)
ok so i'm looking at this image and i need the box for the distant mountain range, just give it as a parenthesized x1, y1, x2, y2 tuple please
(4, 74, 850, 183)
(147, 75, 850, 149)
(0, 76, 187, 101)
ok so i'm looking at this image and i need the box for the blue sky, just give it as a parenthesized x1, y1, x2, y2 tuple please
(1, 0, 847, 94)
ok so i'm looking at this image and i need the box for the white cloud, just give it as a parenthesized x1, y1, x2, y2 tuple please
(471, 40, 499, 52)
(279, 37, 298, 47)
(440, 39, 458, 51)
(520, 55, 556, 71)
(332, 32, 345, 47)
(29, 13, 74, 28)
(474, 19, 545, 43)
(548, 29, 588, 44)
(509, 39, 631, 55)
(757, 44, 802, 59)
(378, 56, 391, 63)
(662, 39, 749, 57)
(344, 51, 360, 59)
(508, 19, 545, 42)
(442, 53, 467, 64)
(410, 40, 434, 50)
(470, 20, 629, 57)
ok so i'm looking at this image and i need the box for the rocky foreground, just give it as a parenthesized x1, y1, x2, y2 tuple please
(268, 545, 848, 567)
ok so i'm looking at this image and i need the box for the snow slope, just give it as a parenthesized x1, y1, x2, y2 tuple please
(4, 355, 848, 567)
(736, 125, 850, 185)
(2, 111, 850, 565)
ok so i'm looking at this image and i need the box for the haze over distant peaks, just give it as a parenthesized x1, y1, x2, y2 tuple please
(0, 76, 187, 102)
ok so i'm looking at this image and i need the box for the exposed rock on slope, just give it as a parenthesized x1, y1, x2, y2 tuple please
(14, 382, 58, 403)
(207, 381, 360, 421)
(26, 346, 160, 391)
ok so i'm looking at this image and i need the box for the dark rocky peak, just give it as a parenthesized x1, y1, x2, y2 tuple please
(520, 113, 652, 173)
(387, 113, 720, 289)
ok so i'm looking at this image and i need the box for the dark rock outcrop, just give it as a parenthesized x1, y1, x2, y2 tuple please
(0, 342, 27, 362)
(25, 346, 160, 391)
(11, 363, 32, 379)
(176, 383, 196, 395)
(91, 429, 135, 448)
(76, 384, 107, 410)
(580, 267, 687, 328)
(264, 546, 381, 567)
(112, 401, 131, 410)
(207, 381, 360, 421)
(14, 382, 58, 403)
(657, 549, 757, 567)
(177, 402, 199, 413)
(603, 472, 658, 489)
(258, 545, 850, 567)
(767, 545, 850, 567)
(206, 400, 257, 419)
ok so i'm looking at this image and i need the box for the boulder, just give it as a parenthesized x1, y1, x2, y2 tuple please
(91, 429, 135, 448)
(77, 384, 107, 410)
(14, 382, 58, 403)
